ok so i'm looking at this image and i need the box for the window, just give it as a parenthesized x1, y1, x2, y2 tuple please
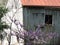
(45, 15, 52, 24)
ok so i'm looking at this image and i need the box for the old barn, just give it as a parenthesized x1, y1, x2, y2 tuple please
(21, 0, 60, 33)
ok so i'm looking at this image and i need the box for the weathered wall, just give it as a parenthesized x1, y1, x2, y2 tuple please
(23, 7, 60, 33)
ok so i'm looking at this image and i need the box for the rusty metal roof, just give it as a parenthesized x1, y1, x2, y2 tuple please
(21, 0, 60, 6)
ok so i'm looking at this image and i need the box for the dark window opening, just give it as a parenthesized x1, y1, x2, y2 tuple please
(45, 15, 52, 24)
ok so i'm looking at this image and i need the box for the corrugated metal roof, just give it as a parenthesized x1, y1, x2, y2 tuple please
(21, 0, 60, 6)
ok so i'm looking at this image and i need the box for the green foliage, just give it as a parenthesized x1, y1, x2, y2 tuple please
(0, 22, 9, 31)
(0, 6, 8, 32)
(0, 6, 8, 19)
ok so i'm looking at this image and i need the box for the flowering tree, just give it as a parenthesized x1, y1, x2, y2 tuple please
(2, 7, 24, 45)
(2, 0, 24, 45)
(15, 24, 59, 45)
(4, 15, 59, 45)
